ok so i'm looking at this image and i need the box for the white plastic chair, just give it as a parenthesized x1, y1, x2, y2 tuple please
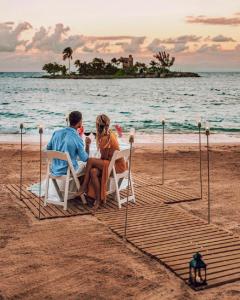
(107, 149, 135, 208)
(44, 150, 85, 210)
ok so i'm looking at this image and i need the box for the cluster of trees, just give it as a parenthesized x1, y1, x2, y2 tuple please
(42, 62, 67, 76)
(42, 47, 176, 77)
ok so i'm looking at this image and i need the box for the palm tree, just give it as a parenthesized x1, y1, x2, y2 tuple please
(62, 47, 73, 74)
(149, 60, 158, 72)
(91, 58, 106, 74)
(74, 59, 81, 73)
(111, 57, 120, 67)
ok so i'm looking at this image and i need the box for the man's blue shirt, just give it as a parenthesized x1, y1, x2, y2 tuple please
(47, 127, 88, 176)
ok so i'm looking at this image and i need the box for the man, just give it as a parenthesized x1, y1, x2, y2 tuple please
(47, 111, 91, 176)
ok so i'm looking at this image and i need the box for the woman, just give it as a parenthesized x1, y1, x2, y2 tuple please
(79, 114, 126, 211)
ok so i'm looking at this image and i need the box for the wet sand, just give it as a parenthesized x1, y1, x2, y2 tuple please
(0, 142, 240, 299)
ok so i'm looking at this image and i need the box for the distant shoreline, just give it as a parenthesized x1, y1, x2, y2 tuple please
(41, 71, 200, 79)
(1, 132, 239, 145)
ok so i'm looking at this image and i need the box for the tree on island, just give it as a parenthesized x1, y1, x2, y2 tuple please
(42, 62, 67, 76)
(62, 47, 73, 74)
(154, 51, 175, 71)
(42, 49, 197, 78)
(149, 60, 158, 72)
(111, 57, 120, 67)
(74, 59, 81, 73)
(134, 61, 147, 74)
(91, 58, 106, 75)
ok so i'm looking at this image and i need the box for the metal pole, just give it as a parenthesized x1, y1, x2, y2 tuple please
(206, 128, 210, 224)
(198, 122, 203, 199)
(162, 120, 165, 185)
(66, 114, 69, 127)
(39, 126, 43, 220)
(124, 135, 134, 240)
(20, 123, 24, 201)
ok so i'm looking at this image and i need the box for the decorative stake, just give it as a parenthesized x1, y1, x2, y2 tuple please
(197, 118, 203, 199)
(20, 123, 24, 201)
(65, 113, 69, 126)
(205, 123, 210, 224)
(124, 128, 135, 240)
(161, 118, 165, 185)
(38, 124, 44, 220)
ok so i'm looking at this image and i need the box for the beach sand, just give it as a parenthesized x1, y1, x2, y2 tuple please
(0, 142, 240, 299)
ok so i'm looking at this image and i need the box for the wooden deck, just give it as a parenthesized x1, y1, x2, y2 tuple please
(97, 205, 240, 289)
(5, 174, 198, 220)
(5, 174, 240, 290)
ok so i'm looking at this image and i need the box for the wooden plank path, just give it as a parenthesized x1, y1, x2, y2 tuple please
(5, 175, 198, 219)
(134, 174, 201, 203)
(4, 175, 240, 290)
(96, 205, 240, 290)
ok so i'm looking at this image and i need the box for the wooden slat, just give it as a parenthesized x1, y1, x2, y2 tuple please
(4, 173, 240, 290)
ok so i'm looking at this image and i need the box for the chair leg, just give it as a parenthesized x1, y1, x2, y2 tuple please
(44, 175, 50, 206)
(63, 172, 70, 210)
(114, 176, 121, 209)
(130, 173, 136, 203)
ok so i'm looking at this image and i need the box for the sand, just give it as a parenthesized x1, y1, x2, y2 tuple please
(0, 142, 240, 300)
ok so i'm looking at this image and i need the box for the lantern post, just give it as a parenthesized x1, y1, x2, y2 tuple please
(20, 123, 24, 201)
(161, 118, 165, 185)
(124, 128, 135, 240)
(38, 124, 44, 220)
(66, 113, 69, 126)
(197, 118, 203, 199)
(205, 123, 211, 224)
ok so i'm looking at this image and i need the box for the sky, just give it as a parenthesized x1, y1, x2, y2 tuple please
(1, 0, 240, 71)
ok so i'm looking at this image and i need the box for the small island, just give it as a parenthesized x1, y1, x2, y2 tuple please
(42, 47, 200, 79)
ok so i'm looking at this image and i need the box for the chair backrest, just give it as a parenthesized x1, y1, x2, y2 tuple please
(108, 149, 131, 178)
(45, 150, 80, 189)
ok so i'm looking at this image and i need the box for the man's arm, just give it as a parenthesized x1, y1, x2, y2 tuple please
(46, 132, 55, 150)
(76, 137, 89, 162)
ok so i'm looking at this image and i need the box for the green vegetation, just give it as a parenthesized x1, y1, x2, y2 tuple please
(42, 49, 199, 78)
(62, 47, 73, 74)
(42, 62, 67, 76)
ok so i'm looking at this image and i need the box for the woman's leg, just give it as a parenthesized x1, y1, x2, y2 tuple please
(89, 168, 101, 210)
(80, 158, 105, 192)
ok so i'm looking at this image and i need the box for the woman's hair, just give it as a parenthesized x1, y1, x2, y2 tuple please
(96, 114, 110, 136)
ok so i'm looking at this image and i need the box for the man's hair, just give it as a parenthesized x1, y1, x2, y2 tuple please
(69, 111, 82, 126)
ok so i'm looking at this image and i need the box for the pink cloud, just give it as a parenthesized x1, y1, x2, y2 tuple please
(186, 14, 240, 25)
(0, 22, 32, 52)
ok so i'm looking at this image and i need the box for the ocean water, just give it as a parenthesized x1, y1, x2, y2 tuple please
(0, 72, 239, 136)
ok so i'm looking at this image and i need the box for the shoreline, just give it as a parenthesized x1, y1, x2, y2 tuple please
(41, 71, 200, 79)
(0, 132, 239, 145)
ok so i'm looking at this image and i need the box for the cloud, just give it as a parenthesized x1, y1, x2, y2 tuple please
(159, 35, 201, 44)
(0, 22, 32, 52)
(116, 36, 146, 53)
(186, 14, 240, 26)
(196, 44, 222, 53)
(147, 38, 166, 52)
(86, 35, 134, 41)
(146, 36, 196, 54)
(82, 46, 94, 53)
(26, 25, 142, 54)
(26, 23, 85, 52)
(1, 21, 240, 71)
(210, 35, 236, 42)
(172, 44, 189, 53)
